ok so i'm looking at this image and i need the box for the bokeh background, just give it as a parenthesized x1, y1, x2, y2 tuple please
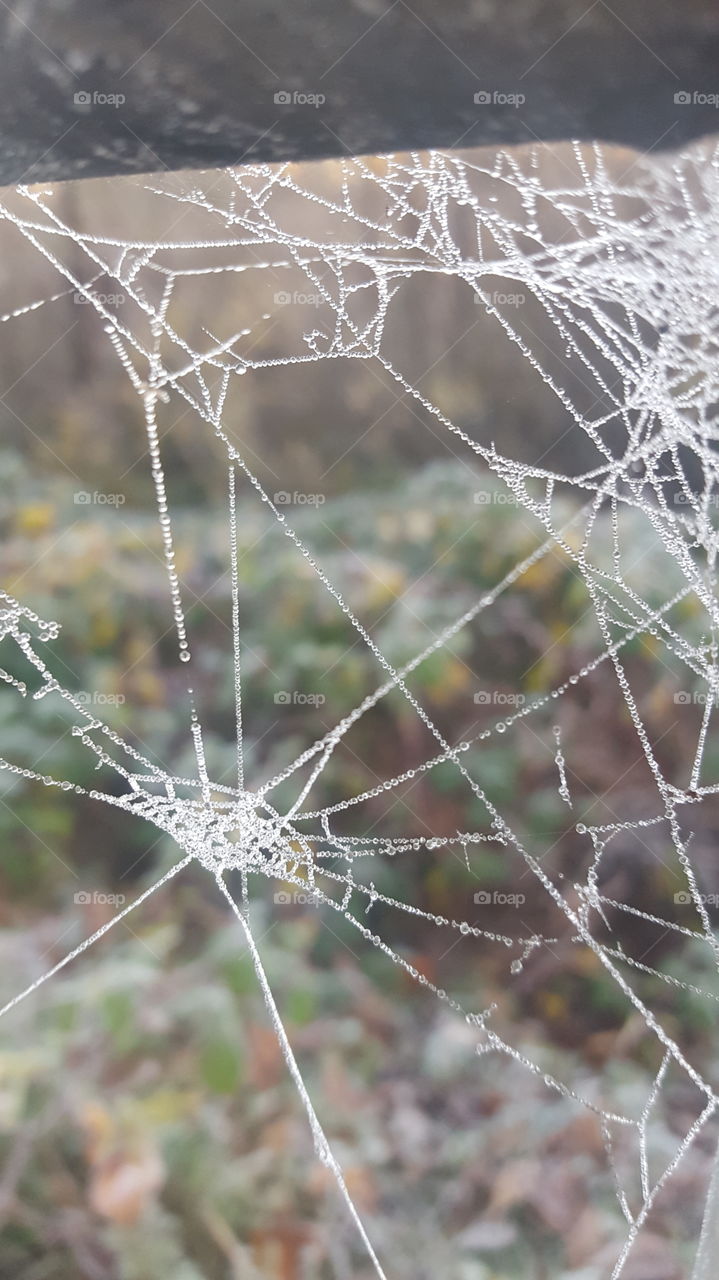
(0, 145, 717, 1280)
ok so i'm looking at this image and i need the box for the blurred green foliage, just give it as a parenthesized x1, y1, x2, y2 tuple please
(0, 448, 715, 1279)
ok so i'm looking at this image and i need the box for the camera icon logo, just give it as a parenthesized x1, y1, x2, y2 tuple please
(274, 491, 291, 505)
(474, 890, 492, 904)
(474, 691, 491, 704)
(74, 491, 92, 505)
(674, 91, 692, 105)
(274, 690, 291, 704)
(74, 90, 92, 106)
(474, 90, 492, 105)
(473, 491, 491, 504)
(274, 90, 292, 105)
(274, 291, 291, 306)
(274, 891, 292, 904)
(74, 891, 92, 904)
(674, 891, 692, 904)
(674, 691, 691, 704)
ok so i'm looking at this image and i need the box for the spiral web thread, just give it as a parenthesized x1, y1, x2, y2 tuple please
(0, 142, 718, 1276)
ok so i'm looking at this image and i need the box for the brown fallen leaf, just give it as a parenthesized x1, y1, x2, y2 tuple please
(530, 1157, 587, 1235)
(251, 1219, 316, 1280)
(247, 1022, 284, 1088)
(88, 1147, 164, 1225)
(566, 1204, 607, 1267)
(308, 1160, 378, 1211)
(487, 1158, 541, 1214)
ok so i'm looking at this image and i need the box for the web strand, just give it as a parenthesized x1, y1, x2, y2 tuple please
(0, 144, 718, 1274)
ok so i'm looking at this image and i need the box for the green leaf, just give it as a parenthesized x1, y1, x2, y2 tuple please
(200, 1037, 242, 1094)
(101, 990, 135, 1051)
(222, 955, 254, 997)
(285, 986, 316, 1026)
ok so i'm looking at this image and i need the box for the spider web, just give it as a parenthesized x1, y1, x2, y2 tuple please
(0, 141, 719, 1277)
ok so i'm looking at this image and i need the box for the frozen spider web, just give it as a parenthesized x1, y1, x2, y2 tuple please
(0, 141, 719, 1277)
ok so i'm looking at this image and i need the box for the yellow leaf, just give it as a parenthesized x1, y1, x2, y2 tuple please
(90, 610, 118, 649)
(427, 656, 472, 704)
(135, 1089, 199, 1127)
(15, 503, 55, 536)
(364, 559, 405, 609)
(539, 990, 566, 1021)
(80, 1100, 115, 1164)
